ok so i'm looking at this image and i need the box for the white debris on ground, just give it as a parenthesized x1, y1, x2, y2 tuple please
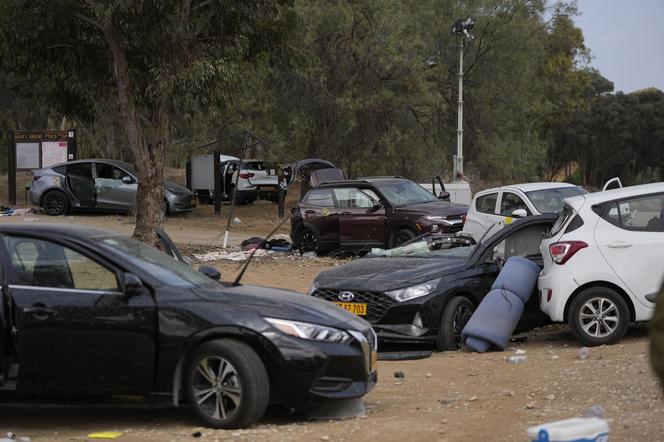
(192, 249, 273, 261)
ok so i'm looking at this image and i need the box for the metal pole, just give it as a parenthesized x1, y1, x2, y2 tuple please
(456, 38, 464, 181)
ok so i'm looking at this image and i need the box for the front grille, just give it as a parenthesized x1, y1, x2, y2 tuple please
(312, 288, 395, 323)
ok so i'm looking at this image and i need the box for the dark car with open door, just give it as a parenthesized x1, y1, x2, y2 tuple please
(291, 177, 468, 254)
(0, 224, 376, 428)
(308, 215, 556, 350)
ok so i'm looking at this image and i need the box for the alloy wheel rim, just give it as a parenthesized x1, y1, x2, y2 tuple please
(301, 231, 317, 251)
(579, 297, 619, 338)
(453, 304, 473, 347)
(45, 194, 64, 213)
(394, 232, 412, 246)
(192, 356, 242, 421)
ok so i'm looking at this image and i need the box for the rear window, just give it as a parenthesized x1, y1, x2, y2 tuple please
(476, 193, 498, 214)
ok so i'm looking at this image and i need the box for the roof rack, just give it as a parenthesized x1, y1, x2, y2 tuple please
(356, 176, 405, 180)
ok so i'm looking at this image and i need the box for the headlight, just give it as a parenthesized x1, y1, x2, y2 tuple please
(424, 215, 452, 225)
(264, 318, 352, 344)
(385, 278, 441, 302)
(307, 280, 319, 296)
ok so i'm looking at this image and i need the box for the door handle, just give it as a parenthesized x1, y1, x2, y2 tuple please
(607, 241, 633, 248)
(304, 210, 316, 215)
(340, 212, 352, 216)
(23, 305, 58, 318)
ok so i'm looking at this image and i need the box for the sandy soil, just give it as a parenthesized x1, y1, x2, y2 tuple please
(0, 200, 662, 441)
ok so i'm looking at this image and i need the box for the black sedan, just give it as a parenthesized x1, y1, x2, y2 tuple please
(310, 215, 556, 350)
(0, 224, 376, 428)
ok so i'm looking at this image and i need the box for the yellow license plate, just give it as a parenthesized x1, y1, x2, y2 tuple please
(371, 350, 377, 371)
(335, 302, 367, 316)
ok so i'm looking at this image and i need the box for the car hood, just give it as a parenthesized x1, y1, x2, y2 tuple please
(195, 284, 370, 330)
(315, 256, 468, 292)
(396, 200, 468, 215)
(164, 181, 193, 195)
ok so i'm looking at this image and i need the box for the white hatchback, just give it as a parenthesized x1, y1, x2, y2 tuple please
(464, 182, 586, 241)
(538, 182, 664, 346)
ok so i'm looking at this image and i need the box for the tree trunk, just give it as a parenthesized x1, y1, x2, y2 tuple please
(104, 23, 164, 244)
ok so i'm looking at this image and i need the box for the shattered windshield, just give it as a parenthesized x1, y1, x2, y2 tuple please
(368, 233, 476, 259)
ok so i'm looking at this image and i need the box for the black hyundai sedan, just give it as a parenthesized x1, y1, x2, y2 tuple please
(310, 215, 556, 351)
(0, 224, 376, 429)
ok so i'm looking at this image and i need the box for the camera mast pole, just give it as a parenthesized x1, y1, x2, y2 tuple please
(454, 37, 464, 182)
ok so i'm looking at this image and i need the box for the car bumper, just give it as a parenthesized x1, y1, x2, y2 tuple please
(265, 328, 377, 408)
(538, 265, 579, 322)
(168, 194, 197, 213)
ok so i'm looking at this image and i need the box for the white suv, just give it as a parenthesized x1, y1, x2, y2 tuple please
(464, 182, 586, 241)
(539, 182, 664, 346)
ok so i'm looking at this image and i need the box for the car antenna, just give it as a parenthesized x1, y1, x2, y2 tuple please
(232, 217, 290, 286)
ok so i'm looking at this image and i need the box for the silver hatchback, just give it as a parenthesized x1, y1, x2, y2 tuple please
(30, 159, 196, 216)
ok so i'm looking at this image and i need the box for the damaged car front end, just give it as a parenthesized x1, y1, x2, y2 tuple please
(310, 216, 556, 350)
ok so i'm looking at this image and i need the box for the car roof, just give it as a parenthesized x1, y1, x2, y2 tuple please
(0, 223, 121, 240)
(316, 177, 408, 187)
(564, 181, 664, 208)
(477, 182, 579, 194)
(40, 158, 135, 171)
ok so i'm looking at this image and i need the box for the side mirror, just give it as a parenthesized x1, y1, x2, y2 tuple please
(368, 202, 382, 212)
(122, 176, 134, 184)
(437, 191, 451, 201)
(199, 265, 221, 281)
(512, 209, 528, 218)
(123, 273, 144, 297)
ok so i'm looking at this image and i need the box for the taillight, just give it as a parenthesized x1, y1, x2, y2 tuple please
(549, 241, 588, 265)
(239, 173, 255, 179)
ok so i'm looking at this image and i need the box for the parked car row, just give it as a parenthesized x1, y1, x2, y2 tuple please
(308, 181, 664, 347)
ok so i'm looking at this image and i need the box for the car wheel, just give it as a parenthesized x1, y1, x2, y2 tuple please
(185, 339, 269, 429)
(41, 190, 70, 215)
(568, 287, 630, 346)
(435, 296, 475, 351)
(390, 228, 416, 248)
(299, 228, 319, 254)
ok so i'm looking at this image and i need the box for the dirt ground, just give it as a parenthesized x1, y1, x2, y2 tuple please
(0, 200, 663, 441)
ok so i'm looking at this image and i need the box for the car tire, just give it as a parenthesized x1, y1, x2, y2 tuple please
(435, 296, 475, 351)
(390, 228, 416, 248)
(185, 339, 269, 429)
(568, 287, 630, 346)
(298, 228, 319, 254)
(41, 190, 70, 215)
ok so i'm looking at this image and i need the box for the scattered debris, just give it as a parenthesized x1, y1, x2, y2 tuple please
(426, 373, 432, 378)
(440, 399, 455, 405)
(525, 402, 538, 410)
(544, 394, 555, 401)
(233, 216, 242, 224)
(527, 417, 609, 442)
(578, 347, 591, 360)
(582, 404, 606, 418)
(469, 396, 478, 401)
(393, 371, 405, 379)
(506, 355, 527, 364)
(87, 432, 124, 439)
(192, 432, 202, 438)
(0, 207, 35, 217)
(514, 349, 527, 355)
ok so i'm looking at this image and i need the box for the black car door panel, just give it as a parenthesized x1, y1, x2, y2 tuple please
(1, 235, 157, 394)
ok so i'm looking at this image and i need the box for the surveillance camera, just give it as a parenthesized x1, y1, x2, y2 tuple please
(451, 17, 475, 37)
(463, 29, 474, 40)
(425, 56, 437, 68)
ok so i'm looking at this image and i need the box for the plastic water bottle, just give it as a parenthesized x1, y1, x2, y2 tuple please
(583, 404, 606, 418)
(506, 355, 527, 364)
(578, 347, 591, 360)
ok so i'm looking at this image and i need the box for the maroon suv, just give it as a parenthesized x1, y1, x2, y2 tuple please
(291, 177, 469, 253)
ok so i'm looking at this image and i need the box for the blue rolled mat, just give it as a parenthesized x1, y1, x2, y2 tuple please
(462, 288, 524, 352)
(491, 256, 540, 304)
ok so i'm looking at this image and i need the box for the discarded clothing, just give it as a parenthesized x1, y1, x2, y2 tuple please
(193, 249, 271, 262)
(462, 256, 540, 352)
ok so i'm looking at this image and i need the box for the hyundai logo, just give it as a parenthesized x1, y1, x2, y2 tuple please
(338, 291, 355, 302)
